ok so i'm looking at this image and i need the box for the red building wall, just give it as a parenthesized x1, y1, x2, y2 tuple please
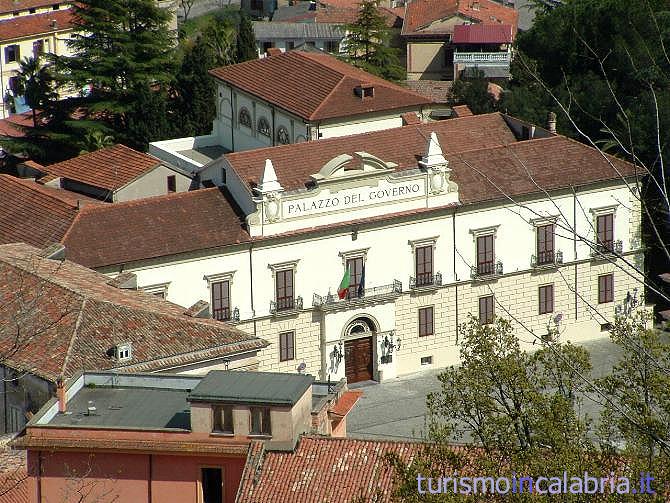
(27, 450, 246, 503)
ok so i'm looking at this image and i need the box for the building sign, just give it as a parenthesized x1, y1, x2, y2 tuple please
(283, 180, 425, 218)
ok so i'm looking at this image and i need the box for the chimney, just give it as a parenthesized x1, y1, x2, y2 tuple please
(266, 47, 282, 57)
(106, 272, 137, 290)
(184, 300, 210, 318)
(547, 111, 557, 134)
(471, 0, 480, 10)
(39, 243, 66, 261)
(56, 376, 66, 413)
(50, 19, 58, 29)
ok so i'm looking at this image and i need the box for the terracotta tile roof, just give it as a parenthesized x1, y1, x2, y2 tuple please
(0, 0, 69, 14)
(329, 390, 362, 416)
(237, 435, 423, 503)
(452, 104, 473, 117)
(224, 113, 518, 191)
(402, 0, 518, 36)
(453, 22, 514, 43)
(0, 435, 27, 503)
(0, 9, 75, 42)
(0, 242, 266, 382)
(0, 112, 33, 137)
(402, 79, 452, 103)
(209, 51, 432, 122)
(0, 175, 100, 249)
(42, 144, 162, 191)
(272, 1, 401, 27)
(226, 114, 638, 201)
(62, 188, 251, 268)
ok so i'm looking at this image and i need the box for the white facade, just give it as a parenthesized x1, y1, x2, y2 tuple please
(107, 133, 645, 383)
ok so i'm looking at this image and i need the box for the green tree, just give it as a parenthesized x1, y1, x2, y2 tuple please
(204, 17, 238, 67)
(449, 70, 497, 114)
(344, 0, 404, 80)
(14, 56, 57, 128)
(124, 83, 174, 151)
(58, 0, 177, 134)
(78, 129, 115, 154)
(175, 36, 216, 136)
(236, 13, 257, 63)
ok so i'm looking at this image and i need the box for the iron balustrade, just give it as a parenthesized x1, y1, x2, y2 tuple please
(410, 272, 443, 289)
(471, 260, 503, 279)
(270, 296, 303, 314)
(313, 280, 402, 307)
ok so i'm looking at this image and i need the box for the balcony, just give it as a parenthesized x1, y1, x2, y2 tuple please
(213, 306, 241, 322)
(409, 272, 442, 290)
(312, 280, 402, 310)
(270, 296, 303, 316)
(531, 251, 563, 269)
(471, 260, 503, 280)
(591, 240, 623, 258)
(453, 52, 511, 65)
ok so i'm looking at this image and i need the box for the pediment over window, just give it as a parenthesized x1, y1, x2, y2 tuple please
(310, 151, 397, 185)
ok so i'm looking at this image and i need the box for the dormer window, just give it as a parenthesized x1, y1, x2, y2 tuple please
(115, 343, 132, 362)
(250, 407, 271, 435)
(354, 85, 374, 99)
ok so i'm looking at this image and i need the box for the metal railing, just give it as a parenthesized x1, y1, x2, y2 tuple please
(410, 272, 442, 289)
(591, 240, 623, 256)
(471, 260, 503, 279)
(270, 296, 303, 314)
(453, 52, 511, 64)
(313, 280, 402, 307)
(531, 250, 563, 268)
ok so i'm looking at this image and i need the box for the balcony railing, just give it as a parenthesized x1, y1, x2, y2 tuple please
(453, 52, 511, 64)
(213, 306, 241, 322)
(270, 296, 303, 315)
(471, 260, 503, 279)
(313, 280, 402, 308)
(591, 240, 623, 257)
(410, 272, 442, 289)
(531, 250, 563, 268)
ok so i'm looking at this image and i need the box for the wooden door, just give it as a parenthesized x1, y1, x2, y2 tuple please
(344, 337, 373, 383)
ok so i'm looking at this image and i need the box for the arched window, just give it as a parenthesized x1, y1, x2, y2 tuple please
(277, 126, 290, 145)
(257, 116, 271, 137)
(295, 134, 307, 143)
(238, 107, 252, 128)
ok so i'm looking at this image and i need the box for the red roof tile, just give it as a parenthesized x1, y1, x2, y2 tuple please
(0, 9, 74, 42)
(402, 79, 452, 103)
(0, 435, 27, 503)
(0, 112, 33, 138)
(224, 113, 518, 191)
(209, 51, 432, 121)
(0, 0, 69, 15)
(43, 144, 162, 191)
(452, 104, 473, 116)
(402, 0, 518, 36)
(62, 188, 250, 268)
(453, 22, 513, 43)
(329, 390, 362, 416)
(237, 436, 423, 503)
(0, 243, 266, 382)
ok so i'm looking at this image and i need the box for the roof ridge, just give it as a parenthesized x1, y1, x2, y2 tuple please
(309, 74, 349, 120)
(60, 296, 87, 377)
(0, 175, 79, 210)
(75, 187, 221, 215)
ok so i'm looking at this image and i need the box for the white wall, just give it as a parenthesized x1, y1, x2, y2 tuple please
(115, 165, 191, 202)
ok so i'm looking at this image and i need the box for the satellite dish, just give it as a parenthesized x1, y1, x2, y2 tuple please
(297, 362, 306, 373)
(553, 313, 563, 324)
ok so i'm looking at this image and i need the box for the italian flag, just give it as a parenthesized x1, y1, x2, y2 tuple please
(337, 268, 351, 299)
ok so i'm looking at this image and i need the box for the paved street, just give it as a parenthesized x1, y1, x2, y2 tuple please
(347, 337, 623, 441)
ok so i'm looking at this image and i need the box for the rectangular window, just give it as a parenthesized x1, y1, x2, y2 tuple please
(325, 40, 339, 52)
(211, 280, 230, 321)
(167, 175, 176, 193)
(4, 45, 19, 63)
(275, 269, 294, 310)
(345, 257, 364, 298)
(476, 235, 494, 275)
(418, 306, 434, 336)
(221, 167, 227, 184)
(596, 214, 614, 252)
(279, 331, 295, 362)
(32, 40, 44, 57)
(420, 356, 433, 365)
(415, 245, 434, 286)
(201, 467, 223, 503)
(250, 0, 262, 10)
(479, 295, 494, 325)
(538, 284, 554, 314)
(536, 224, 555, 265)
(212, 405, 233, 434)
(287, 41, 295, 50)
(598, 274, 614, 303)
(52, 3, 60, 9)
(250, 407, 271, 435)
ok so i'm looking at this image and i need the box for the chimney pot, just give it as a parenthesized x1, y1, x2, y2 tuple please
(547, 111, 557, 134)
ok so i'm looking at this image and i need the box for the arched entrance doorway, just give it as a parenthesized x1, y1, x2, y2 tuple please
(343, 317, 376, 383)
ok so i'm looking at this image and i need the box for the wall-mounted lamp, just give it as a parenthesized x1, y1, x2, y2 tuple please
(351, 227, 359, 241)
(382, 332, 401, 355)
(330, 341, 343, 373)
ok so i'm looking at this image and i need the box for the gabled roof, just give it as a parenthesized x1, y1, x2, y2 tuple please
(254, 21, 345, 40)
(402, 0, 518, 37)
(42, 144, 163, 192)
(237, 436, 424, 502)
(0, 175, 101, 249)
(223, 112, 638, 203)
(208, 51, 432, 122)
(62, 187, 250, 268)
(453, 23, 514, 43)
(271, 0, 402, 26)
(0, 243, 266, 382)
(0, 9, 75, 42)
